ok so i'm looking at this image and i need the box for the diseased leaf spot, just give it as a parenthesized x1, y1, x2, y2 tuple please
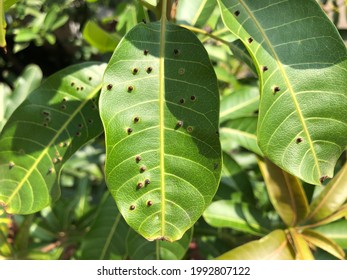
(273, 86, 281, 94)
(173, 48, 180, 55)
(296, 137, 303, 144)
(135, 155, 142, 163)
(253, 110, 259, 115)
(320, 175, 328, 184)
(176, 120, 183, 128)
(76, 132, 81, 137)
(71, 82, 75, 86)
(145, 179, 150, 185)
(137, 182, 144, 189)
(179, 98, 185, 104)
(62, 98, 67, 102)
(107, 84, 113, 90)
(248, 37, 253, 44)
(88, 119, 93, 124)
(128, 85, 134, 92)
(78, 123, 83, 129)
(262, 66, 268, 72)
(43, 122, 48, 127)
(144, 49, 149, 55)
(42, 110, 50, 116)
(134, 116, 140, 123)
(88, 77, 92, 81)
(146, 67, 153, 74)
(61, 104, 67, 110)
(47, 167, 54, 174)
(76, 87, 80, 91)
(234, 10, 240, 16)
(140, 166, 146, 173)
(127, 128, 133, 134)
(178, 68, 185, 75)
(80, 86, 84, 91)
(130, 205, 136, 210)
(132, 68, 139, 75)
(53, 158, 58, 164)
(147, 200, 153, 207)
(9, 162, 15, 169)
(45, 116, 51, 122)
(190, 95, 196, 101)
(187, 126, 194, 133)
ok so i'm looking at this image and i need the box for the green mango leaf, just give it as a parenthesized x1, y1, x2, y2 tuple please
(220, 117, 263, 156)
(288, 228, 314, 260)
(203, 200, 270, 236)
(302, 229, 345, 260)
(4, 0, 19, 10)
(0, 0, 7, 50)
(100, 18, 221, 242)
(80, 194, 192, 260)
(258, 158, 309, 227)
(217, 0, 347, 185)
(0, 62, 106, 214)
(0, 64, 42, 132)
(176, 0, 216, 27)
(313, 219, 347, 249)
(219, 85, 259, 123)
(216, 229, 295, 260)
(306, 163, 347, 223)
(83, 21, 121, 53)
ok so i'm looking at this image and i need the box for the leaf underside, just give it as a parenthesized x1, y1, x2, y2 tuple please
(0, 62, 105, 214)
(100, 21, 221, 242)
(218, 0, 347, 185)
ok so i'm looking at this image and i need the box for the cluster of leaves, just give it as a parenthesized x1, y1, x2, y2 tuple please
(0, 0, 347, 259)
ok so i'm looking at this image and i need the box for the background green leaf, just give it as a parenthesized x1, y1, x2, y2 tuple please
(203, 200, 270, 236)
(217, 0, 347, 185)
(258, 158, 309, 226)
(216, 229, 295, 259)
(176, 0, 216, 27)
(306, 163, 347, 223)
(313, 219, 347, 249)
(0, 62, 105, 214)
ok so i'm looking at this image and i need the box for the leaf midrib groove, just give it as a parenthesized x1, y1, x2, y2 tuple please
(5, 84, 102, 207)
(238, 0, 321, 180)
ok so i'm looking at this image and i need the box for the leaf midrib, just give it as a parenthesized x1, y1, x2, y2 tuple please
(159, 3, 167, 239)
(238, 0, 321, 179)
(5, 84, 102, 207)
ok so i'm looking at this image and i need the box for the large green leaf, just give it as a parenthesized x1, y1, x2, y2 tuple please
(216, 229, 295, 259)
(288, 228, 314, 260)
(217, 0, 347, 185)
(258, 158, 309, 226)
(80, 194, 192, 260)
(306, 163, 347, 223)
(100, 18, 221, 242)
(0, 62, 105, 214)
(203, 200, 270, 236)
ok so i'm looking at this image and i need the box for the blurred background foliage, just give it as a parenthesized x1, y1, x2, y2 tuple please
(0, 0, 346, 259)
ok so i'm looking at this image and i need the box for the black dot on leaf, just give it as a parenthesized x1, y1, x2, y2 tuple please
(320, 176, 328, 184)
(142, 19, 146, 24)
(144, 49, 149, 55)
(88, 119, 93, 124)
(176, 120, 183, 128)
(71, 82, 75, 86)
(147, 200, 153, 207)
(88, 77, 92, 81)
(248, 37, 253, 44)
(262, 66, 268, 72)
(273, 86, 281, 94)
(134, 116, 140, 123)
(145, 179, 150, 185)
(190, 95, 196, 101)
(137, 182, 144, 189)
(187, 126, 194, 133)
(173, 49, 180, 55)
(130, 205, 136, 210)
(107, 84, 113, 90)
(234, 10, 240, 16)
(127, 128, 133, 134)
(296, 137, 303, 144)
(61, 104, 67, 110)
(132, 68, 139, 75)
(179, 98, 185, 104)
(128, 86, 134, 92)
(76, 132, 81, 137)
(9, 162, 15, 169)
(140, 166, 146, 173)
(135, 155, 142, 163)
